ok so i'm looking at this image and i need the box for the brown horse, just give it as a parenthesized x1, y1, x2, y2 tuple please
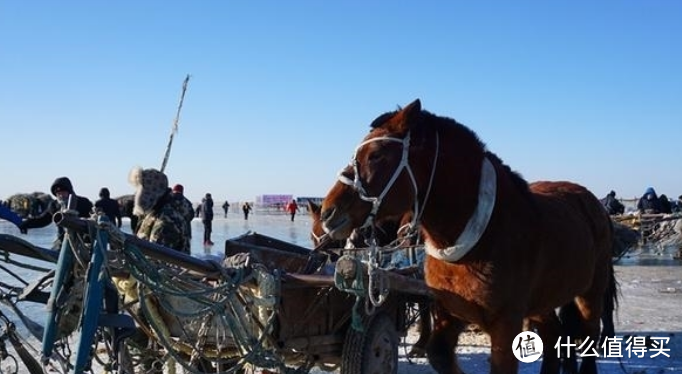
(319, 99, 617, 374)
(312, 199, 582, 373)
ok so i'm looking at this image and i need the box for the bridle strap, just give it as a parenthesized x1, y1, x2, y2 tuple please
(337, 130, 439, 233)
(337, 132, 416, 228)
(311, 230, 328, 245)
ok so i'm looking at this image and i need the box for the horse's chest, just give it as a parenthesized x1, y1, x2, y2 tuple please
(424, 256, 495, 304)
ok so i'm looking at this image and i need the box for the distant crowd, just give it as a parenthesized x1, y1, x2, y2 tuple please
(0, 168, 316, 254)
(600, 187, 682, 216)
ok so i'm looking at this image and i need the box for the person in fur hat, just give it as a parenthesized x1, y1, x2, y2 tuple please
(128, 167, 190, 254)
(123, 167, 191, 374)
(19, 176, 93, 250)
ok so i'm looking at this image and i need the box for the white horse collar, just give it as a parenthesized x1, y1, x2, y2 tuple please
(425, 157, 497, 262)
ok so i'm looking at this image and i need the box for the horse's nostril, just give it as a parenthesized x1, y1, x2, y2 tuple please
(320, 208, 333, 221)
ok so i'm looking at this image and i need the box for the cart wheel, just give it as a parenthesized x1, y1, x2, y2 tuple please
(1, 354, 19, 374)
(340, 313, 398, 374)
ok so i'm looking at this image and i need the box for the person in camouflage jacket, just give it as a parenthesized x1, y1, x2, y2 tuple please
(128, 167, 189, 254)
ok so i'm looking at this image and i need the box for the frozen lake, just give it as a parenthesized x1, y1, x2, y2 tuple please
(1, 209, 319, 255)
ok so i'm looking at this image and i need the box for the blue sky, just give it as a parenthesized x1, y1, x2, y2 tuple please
(1, 1, 680, 204)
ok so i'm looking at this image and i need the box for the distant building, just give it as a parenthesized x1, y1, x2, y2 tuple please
(255, 194, 293, 211)
(254, 195, 324, 213)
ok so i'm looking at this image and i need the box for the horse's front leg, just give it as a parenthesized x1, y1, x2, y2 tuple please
(409, 300, 432, 358)
(426, 303, 467, 374)
(488, 315, 523, 374)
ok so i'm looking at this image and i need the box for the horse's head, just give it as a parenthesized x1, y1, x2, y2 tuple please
(310, 199, 409, 249)
(320, 99, 442, 241)
(321, 98, 490, 249)
(310, 199, 380, 249)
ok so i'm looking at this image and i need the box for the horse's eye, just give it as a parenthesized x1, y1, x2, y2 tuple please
(367, 151, 382, 164)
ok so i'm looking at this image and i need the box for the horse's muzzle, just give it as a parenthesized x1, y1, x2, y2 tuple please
(320, 207, 352, 240)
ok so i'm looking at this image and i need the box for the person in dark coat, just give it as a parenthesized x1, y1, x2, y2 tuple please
(222, 200, 230, 217)
(200, 193, 214, 246)
(242, 202, 252, 220)
(601, 190, 625, 215)
(19, 177, 93, 249)
(117, 195, 139, 234)
(673, 195, 682, 213)
(171, 184, 195, 251)
(95, 187, 122, 227)
(637, 187, 663, 214)
(658, 194, 672, 214)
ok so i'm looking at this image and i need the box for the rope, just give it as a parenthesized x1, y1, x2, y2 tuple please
(115, 242, 308, 373)
(138, 285, 176, 374)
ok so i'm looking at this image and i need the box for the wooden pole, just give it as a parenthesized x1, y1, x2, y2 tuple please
(160, 74, 191, 173)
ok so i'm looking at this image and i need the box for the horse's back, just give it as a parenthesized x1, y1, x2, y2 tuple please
(529, 180, 613, 271)
(529, 181, 611, 237)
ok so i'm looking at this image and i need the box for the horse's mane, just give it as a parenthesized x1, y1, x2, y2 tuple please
(369, 111, 397, 129)
(370, 108, 532, 199)
(484, 151, 533, 200)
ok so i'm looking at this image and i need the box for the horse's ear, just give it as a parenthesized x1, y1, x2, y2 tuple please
(396, 99, 422, 131)
(308, 200, 321, 216)
(404, 99, 421, 115)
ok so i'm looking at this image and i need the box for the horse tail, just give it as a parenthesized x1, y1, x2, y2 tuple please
(600, 248, 619, 344)
(600, 221, 620, 344)
(557, 258, 618, 373)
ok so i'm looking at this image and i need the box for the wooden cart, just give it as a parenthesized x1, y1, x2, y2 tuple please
(216, 232, 431, 374)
